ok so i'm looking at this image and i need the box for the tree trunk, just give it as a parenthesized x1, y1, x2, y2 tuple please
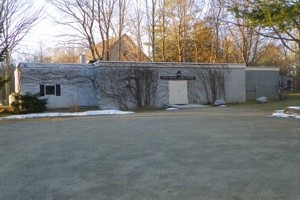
(5, 49, 10, 104)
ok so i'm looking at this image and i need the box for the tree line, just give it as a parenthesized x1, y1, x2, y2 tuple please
(39, 0, 299, 67)
(6, 0, 300, 69)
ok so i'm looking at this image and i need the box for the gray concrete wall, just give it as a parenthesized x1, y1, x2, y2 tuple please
(95, 62, 246, 108)
(18, 63, 96, 109)
(226, 65, 246, 103)
(18, 83, 95, 109)
(246, 68, 280, 100)
(17, 62, 246, 109)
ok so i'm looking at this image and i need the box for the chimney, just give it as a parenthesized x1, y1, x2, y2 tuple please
(80, 54, 86, 64)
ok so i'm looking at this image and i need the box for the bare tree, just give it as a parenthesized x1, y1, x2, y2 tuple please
(95, 0, 118, 60)
(49, 0, 124, 61)
(157, 0, 167, 61)
(153, 0, 203, 62)
(196, 0, 274, 65)
(220, 35, 242, 63)
(116, 0, 128, 60)
(29, 41, 52, 63)
(205, 0, 225, 63)
(226, 20, 267, 66)
(128, 0, 145, 61)
(0, 0, 42, 103)
(47, 0, 101, 60)
(168, 0, 194, 62)
(16, 42, 52, 63)
(145, 0, 159, 61)
(155, 0, 173, 62)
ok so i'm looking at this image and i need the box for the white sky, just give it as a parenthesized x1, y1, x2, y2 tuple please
(15, 0, 66, 60)
(28, 2, 59, 47)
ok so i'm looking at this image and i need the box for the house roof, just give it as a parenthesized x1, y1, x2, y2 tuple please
(85, 34, 149, 62)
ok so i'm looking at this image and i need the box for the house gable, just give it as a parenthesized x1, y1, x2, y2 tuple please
(85, 34, 149, 62)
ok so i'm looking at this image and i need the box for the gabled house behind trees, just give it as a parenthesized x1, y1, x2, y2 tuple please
(85, 34, 149, 63)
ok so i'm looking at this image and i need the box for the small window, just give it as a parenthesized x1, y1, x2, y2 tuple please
(40, 84, 61, 96)
(45, 86, 55, 95)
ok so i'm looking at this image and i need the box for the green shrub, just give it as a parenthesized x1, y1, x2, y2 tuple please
(11, 93, 47, 114)
(0, 77, 9, 90)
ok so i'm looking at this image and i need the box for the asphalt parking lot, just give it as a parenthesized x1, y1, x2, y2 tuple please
(0, 107, 299, 200)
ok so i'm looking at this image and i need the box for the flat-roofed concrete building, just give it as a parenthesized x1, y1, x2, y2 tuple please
(14, 62, 250, 109)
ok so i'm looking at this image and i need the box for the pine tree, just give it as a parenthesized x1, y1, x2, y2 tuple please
(230, 0, 300, 52)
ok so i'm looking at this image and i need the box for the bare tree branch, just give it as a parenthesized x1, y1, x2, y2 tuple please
(0, 0, 42, 102)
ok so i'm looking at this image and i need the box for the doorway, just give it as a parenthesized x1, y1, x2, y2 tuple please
(169, 80, 188, 104)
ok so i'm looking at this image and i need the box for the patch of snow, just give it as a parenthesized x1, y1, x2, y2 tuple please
(0, 110, 134, 120)
(287, 106, 300, 110)
(102, 106, 119, 110)
(168, 104, 208, 108)
(165, 107, 179, 111)
(270, 109, 300, 119)
(274, 110, 284, 113)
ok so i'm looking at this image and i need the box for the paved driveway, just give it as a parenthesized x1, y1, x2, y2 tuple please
(0, 107, 299, 199)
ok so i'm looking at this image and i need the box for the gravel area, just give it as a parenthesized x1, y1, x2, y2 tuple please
(0, 107, 299, 199)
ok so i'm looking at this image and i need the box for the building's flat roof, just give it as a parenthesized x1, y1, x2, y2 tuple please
(17, 62, 246, 69)
(94, 61, 246, 69)
(18, 62, 93, 69)
(246, 67, 280, 71)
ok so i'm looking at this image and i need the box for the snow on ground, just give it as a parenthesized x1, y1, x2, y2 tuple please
(287, 106, 300, 111)
(165, 107, 179, 111)
(2, 106, 299, 120)
(0, 110, 134, 120)
(270, 109, 300, 119)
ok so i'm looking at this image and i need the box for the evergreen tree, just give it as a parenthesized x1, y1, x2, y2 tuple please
(230, 0, 300, 52)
